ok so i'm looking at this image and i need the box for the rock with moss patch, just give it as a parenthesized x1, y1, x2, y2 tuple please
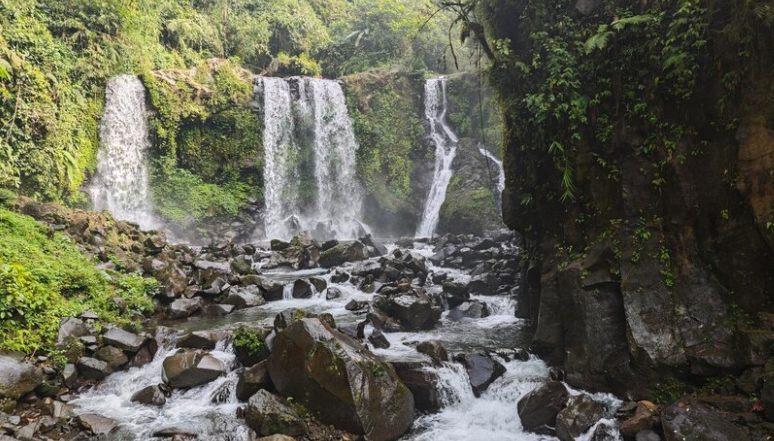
(245, 390, 308, 437)
(268, 318, 414, 440)
(0, 356, 43, 400)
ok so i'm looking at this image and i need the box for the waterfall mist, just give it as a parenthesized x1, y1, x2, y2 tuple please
(90, 75, 158, 231)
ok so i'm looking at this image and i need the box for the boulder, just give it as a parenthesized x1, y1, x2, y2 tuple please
(388, 294, 437, 330)
(221, 285, 265, 309)
(167, 298, 202, 319)
(517, 381, 569, 433)
(326, 287, 343, 300)
(416, 341, 448, 364)
(56, 317, 89, 346)
(102, 328, 146, 353)
(162, 350, 226, 388)
(454, 353, 506, 396)
(77, 357, 113, 380)
(268, 319, 414, 440)
(466, 274, 499, 295)
(274, 309, 336, 332)
(636, 431, 661, 441)
(94, 346, 129, 369)
(662, 399, 750, 441)
(346, 299, 368, 311)
(236, 361, 273, 401)
(203, 304, 235, 316)
(0, 356, 43, 400)
(556, 395, 605, 441)
(176, 331, 228, 350)
(257, 436, 296, 441)
(308, 277, 327, 292)
(442, 281, 469, 309)
(391, 361, 442, 412)
(62, 363, 78, 388)
(620, 404, 655, 437)
(368, 329, 391, 349)
(361, 235, 388, 256)
(263, 246, 319, 271)
(77, 413, 118, 435)
(448, 301, 490, 320)
(291, 279, 313, 299)
(319, 241, 368, 268)
(130, 385, 167, 406)
(244, 390, 308, 437)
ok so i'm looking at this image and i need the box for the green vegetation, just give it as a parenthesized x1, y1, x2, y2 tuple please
(445, 72, 502, 151)
(0, 207, 158, 354)
(141, 61, 258, 225)
(0, 0, 460, 209)
(345, 70, 427, 214)
(233, 326, 270, 364)
(439, 175, 500, 235)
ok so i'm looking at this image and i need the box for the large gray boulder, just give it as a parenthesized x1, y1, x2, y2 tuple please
(319, 241, 368, 268)
(245, 390, 308, 437)
(56, 317, 89, 346)
(162, 350, 226, 388)
(0, 355, 43, 400)
(102, 328, 146, 352)
(236, 361, 273, 401)
(167, 298, 202, 319)
(268, 318, 414, 441)
(556, 394, 605, 441)
(517, 381, 569, 433)
(130, 385, 167, 406)
(662, 399, 750, 441)
(387, 294, 437, 330)
(77, 413, 118, 435)
(77, 357, 113, 380)
(455, 353, 506, 396)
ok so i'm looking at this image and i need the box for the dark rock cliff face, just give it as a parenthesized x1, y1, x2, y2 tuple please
(478, 0, 774, 398)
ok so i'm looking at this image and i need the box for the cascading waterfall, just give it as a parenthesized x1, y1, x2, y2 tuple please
(479, 147, 505, 213)
(416, 78, 459, 238)
(90, 75, 158, 230)
(257, 76, 369, 241)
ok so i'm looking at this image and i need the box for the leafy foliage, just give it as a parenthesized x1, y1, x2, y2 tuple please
(0, 207, 157, 353)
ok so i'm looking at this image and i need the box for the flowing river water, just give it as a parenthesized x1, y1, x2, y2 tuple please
(69, 242, 621, 441)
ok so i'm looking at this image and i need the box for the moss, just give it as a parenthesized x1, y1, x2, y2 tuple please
(445, 72, 503, 150)
(343, 69, 427, 214)
(141, 60, 260, 225)
(233, 326, 270, 364)
(439, 175, 501, 235)
(0, 207, 158, 354)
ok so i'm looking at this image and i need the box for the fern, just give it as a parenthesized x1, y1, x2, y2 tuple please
(584, 25, 612, 53)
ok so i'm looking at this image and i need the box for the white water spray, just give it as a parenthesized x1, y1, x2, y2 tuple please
(90, 75, 158, 230)
(257, 77, 369, 241)
(479, 147, 505, 196)
(416, 78, 458, 238)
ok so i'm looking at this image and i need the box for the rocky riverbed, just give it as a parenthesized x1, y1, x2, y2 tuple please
(1, 199, 770, 441)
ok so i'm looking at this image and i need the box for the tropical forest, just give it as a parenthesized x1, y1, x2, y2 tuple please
(0, 0, 773, 440)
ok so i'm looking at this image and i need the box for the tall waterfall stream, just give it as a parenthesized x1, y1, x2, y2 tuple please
(89, 75, 158, 230)
(416, 78, 458, 239)
(257, 77, 369, 241)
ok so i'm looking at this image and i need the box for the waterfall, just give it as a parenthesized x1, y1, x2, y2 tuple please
(479, 147, 505, 213)
(416, 78, 458, 239)
(257, 76, 369, 241)
(90, 75, 158, 231)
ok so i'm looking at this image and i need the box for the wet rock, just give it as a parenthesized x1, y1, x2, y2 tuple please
(222, 285, 265, 309)
(144, 233, 167, 254)
(263, 245, 319, 271)
(270, 239, 291, 251)
(416, 341, 448, 364)
(345, 299, 368, 311)
(94, 346, 129, 369)
(330, 271, 349, 284)
(236, 361, 273, 401)
(51, 400, 74, 419)
(78, 413, 118, 435)
(361, 235, 388, 256)
(56, 317, 89, 346)
(388, 294, 437, 330)
(268, 318, 414, 440)
(131, 385, 167, 406)
(176, 331, 228, 350)
(203, 304, 235, 316)
(442, 281, 469, 309)
(245, 390, 308, 437)
(102, 328, 146, 353)
(62, 363, 78, 388)
(662, 399, 749, 441)
(319, 241, 368, 268)
(167, 298, 202, 319)
(325, 287, 342, 300)
(321, 239, 339, 251)
(517, 380, 570, 433)
(309, 277, 327, 293)
(152, 427, 198, 439)
(77, 357, 113, 380)
(620, 404, 655, 437)
(556, 395, 605, 441)
(162, 350, 226, 388)
(591, 422, 620, 441)
(466, 274, 499, 295)
(274, 309, 336, 332)
(291, 279, 313, 299)
(448, 301, 490, 320)
(454, 353, 506, 396)
(366, 311, 403, 333)
(368, 329, 390, 349)
(257, 436, 296, 441)
(0, 356, 43, 400)
(391, 361, 442, 412)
